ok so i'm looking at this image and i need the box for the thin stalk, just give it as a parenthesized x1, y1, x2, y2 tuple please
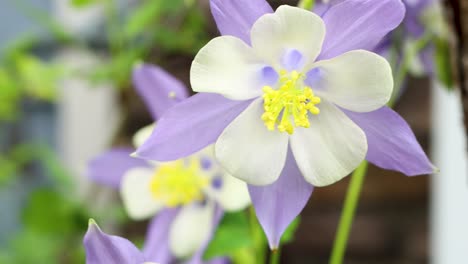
(270, 248, 281, 264)
(249, 206, 266, 264)
(329, 161, 368, 264)
(298, 0, 316, 10)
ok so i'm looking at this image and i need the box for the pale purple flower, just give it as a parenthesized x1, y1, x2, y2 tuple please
(83, 219, 228, 264)
(135, 0, 435, 249)
(88, 64, 249, 262)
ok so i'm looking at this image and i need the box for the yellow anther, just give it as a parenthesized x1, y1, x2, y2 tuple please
(149, 159, 208, 207)
(262, 71, 321, 134)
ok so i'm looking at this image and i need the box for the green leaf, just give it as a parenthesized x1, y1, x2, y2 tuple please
(123, 0, 187, 39)
(204, 211, 254, 260)
(9, 229, 62, 263)
(0, 68, 21, 121)
(434, 37, 454, 90)
(0, 156, 17, 186)
(22, 189, 84, 235)
(15, 55, 65, 101)
(71, 0, 97, 8)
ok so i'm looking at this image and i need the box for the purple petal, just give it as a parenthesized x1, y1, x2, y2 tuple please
(344, 107, 436, 176)
(84, 220, 145, 264)
(136, 93, 252, 161)
(184, 205, 225, 264)
(143, 209, 179, 263)
(319, 0, 405, 60)
(210, 0, 273, 44)
(248, 149, 314, 249)
(313, 0, 344, 16)
(133, 63, 189, 120)
(88, 148, 149, 189)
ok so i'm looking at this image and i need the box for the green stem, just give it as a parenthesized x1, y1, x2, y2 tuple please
(298, 0, 316, 10)
(249, 206, 266, 264)
(270, 248, 281, 264)
(329, 161, 368, 264)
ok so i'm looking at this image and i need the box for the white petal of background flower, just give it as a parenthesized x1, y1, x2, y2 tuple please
(206, 173, 251, 212)
(133, 123, 156, 148)
(290, 100, 367, 187)
(312, 50, 393, 112)
(191, 36, 266, 100)
(250, 5, 325, 69)
(120, 167, 163, 220)
(169, 202, 214, 258)
(215, 99, 289, 185)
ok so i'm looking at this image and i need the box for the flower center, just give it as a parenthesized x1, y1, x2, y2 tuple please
(149, 159, 209, 207)
(261, 70, 321, 134)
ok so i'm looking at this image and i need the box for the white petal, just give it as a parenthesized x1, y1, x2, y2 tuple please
(251, 5, 325, 69)
(215, 99, 289, 185)
(132, 123, 156, 148)
(206, 173, 251, 212)
(120, 167, 163, 220)
(290, 100, 367, 187)
(312, 50, 393, 112)
(191, 36, 266, 100)
(169, 202, 214, 258)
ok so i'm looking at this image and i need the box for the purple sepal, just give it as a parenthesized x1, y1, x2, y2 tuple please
(143, 208, 179, 263)
(88, 148, 149, 189)
(313, 0, 344, 16)
(344, 107, 436, 176)
(248, 149, 314, 249)
(210, 0, 273, 44)
(136, 93, 252, 161)
(133, 63, 189, 121)
(319, 0, 406, 60)
(83, 220, 146, 264)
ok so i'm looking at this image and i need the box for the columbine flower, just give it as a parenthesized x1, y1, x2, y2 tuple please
(84, 219, 227, 264)
(136, 0, 435, 248)
(88, 63, 250, 262)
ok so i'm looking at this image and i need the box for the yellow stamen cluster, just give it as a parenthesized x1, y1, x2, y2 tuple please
(149, 159, 208, 207)
(261, 70, 321, 134)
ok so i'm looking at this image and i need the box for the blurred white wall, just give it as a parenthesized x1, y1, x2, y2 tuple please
(431, 82, 468, 263)
(53, 1, 121, 198)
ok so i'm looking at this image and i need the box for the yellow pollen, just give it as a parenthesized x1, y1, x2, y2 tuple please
(149, 159, 208, 207)
(262, 70, 321, 134)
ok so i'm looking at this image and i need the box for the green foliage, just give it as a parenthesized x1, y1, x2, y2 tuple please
(434, 37, 454, 90)
(0, 68, 20, 120)
(71, 0, 97, 8)
(14, 54, 64, 100)
(0, 37, 68, 121)
(124, 0, 171, 39)
(0, 155, 18, 185)
(204, 210, 301, 264)
(22, 189, 86, 235)
(204, 211, 254, 260)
